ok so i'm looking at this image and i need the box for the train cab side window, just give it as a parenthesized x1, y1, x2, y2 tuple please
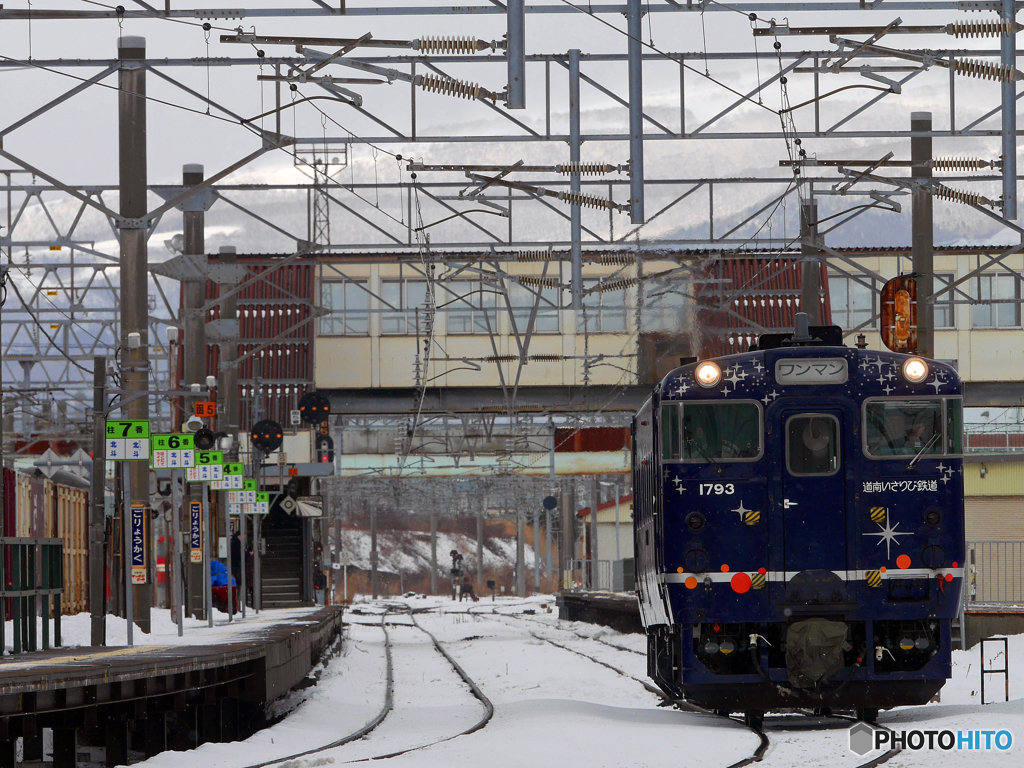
(945, 399, 963, 454)
(864, 400, 944, 457)
(787, 415, 839, 476)
(661, 404, 682, 460)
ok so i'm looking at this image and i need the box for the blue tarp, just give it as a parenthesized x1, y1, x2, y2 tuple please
(210, 560, 237, 587)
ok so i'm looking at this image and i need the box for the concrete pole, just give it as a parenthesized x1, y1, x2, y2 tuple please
(430, 513, 438, 594)
(217, 245, 240, 618)
(119, 36, 151, 633)
(516, 510, 526, 596)
(912, 112, 935, 359)
(90, 357, 107, 646)
(800, 202, 821, 325)
(569, 49, 582, 311)
(560, 480, 573, 590)
(627, 0, 645, 224)
(1001, 0, 1017, 221)
(506, 0, 526, 109)
(476, 510, 484, 592)
(182, 163, 208, 619)
(370, 504, 378, 599)
(548, 420, 555, 578)
(171, 469, 183, 636)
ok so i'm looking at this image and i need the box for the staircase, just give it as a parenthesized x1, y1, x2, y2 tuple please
(261, 528, 304, 608)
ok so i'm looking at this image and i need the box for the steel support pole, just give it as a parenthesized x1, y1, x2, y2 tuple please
(533, 507, 540, 591)
(590, 475, 599, 588)
(430, 513, 438, 594)
(1002, 0, 1017, 221)
(123, 476, 133, 647)
(370, 504, 378, 599)
(614, 481, 621, 562)
(204, 482, 212, 626)
(182, 163, 208, 619)
(800, 202, 821, 325)
(118, 36, 151, 633)
(569, 49, 582, 311)
(476, 510, 484, 592)
(912, 112, 934, 359)
(90, 356, 107, 646)
(627, 0, 645, 224)
(516, 510, 525, 596)
(171, 469, 183, 636)
(506, 0, 526, 110)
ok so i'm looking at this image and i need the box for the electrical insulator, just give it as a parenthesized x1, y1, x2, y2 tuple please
(598, 254, 636, 265)
(946, 19, 1018, 38)
(595, 277, 638, 292)
(951, 57, 1018, 82)
(414, 36, 486, 54)
(529, 354, 565, 362)
(557, 191, 617, 210)
(517, 249, 554, 262)
(484, 354, 519, 363)
(417, 73, 489, 100)
(519, 276, 564, 288)
(557, 162, 614, 176)
(932, 157, 996, 171)
(932, 185, 987, 207)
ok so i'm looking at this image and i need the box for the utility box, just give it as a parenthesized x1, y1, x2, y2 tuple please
(612, 558, 635, 592)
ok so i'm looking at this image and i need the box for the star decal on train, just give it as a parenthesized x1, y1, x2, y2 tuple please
(863, 519, 911, 559)
(731, 500, 753, 521)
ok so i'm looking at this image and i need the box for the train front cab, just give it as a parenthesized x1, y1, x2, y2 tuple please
(635, 336, 965, 722)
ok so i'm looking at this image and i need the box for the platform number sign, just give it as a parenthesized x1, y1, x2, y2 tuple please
(130, 504, 147, 584)
(255, 491, 270, 515)
(212, 462, 245, 490)
(189, 502, 203, 563)
(105, 420, 150, 461)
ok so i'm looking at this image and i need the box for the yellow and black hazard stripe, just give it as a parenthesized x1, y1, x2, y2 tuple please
(745, 509, 761, 526)
(751, 572, 767, 589)
(866, 570, 882, 588)
(870, 507, 886, 523)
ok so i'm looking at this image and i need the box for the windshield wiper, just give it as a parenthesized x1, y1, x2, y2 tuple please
(906, 432, 942, 470)
(686, 439, 724, 475)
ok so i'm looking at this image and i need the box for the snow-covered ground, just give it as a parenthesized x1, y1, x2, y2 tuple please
(103, 595, 1020, 768)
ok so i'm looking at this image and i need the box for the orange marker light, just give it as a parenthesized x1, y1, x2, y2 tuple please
(720, 564, 730, 573)
(677, 567, 684, 574)
(730, 573, 752, 594)
(685, 576, 698, 590)
(880, 566, 887, 573)
(896, 554, 911, 570)
(944, 573, 954, 582)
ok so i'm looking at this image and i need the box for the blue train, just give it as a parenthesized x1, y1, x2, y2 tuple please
(632, 316, 965, 726)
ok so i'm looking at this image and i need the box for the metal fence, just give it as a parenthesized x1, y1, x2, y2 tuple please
(1, 537, 65, 654)
(967, 541, 1024, 605)
(567, 559, 613, 592)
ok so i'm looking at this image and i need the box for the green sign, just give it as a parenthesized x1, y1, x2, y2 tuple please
(105, 420, 150, 439)
(196, 451, 224, 465)
(153, 433, 195, 450)
(224, 462, 245, 475)
(244, 479, 257, 491)
(256, 492, 270, 503)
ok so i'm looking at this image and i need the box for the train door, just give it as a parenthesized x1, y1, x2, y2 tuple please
(778, 410, 847, 572)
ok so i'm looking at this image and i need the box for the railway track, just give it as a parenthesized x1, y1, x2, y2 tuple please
(491, 608, 901, 768)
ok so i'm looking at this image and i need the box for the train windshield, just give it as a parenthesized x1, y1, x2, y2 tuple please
(864, 399, 950, 457)
(662, 402, 761, 461)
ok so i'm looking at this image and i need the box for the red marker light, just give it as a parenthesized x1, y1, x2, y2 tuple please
(712, 624, 721, 633)
(952, 561, 958, 569)
(758, 567, 767, 575)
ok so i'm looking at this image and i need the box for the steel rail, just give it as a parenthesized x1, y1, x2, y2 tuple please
(241, 612, 395, 768)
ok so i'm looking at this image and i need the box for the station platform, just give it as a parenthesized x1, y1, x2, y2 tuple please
(556, 591, 642, 634)
(0, 606, 343, 768)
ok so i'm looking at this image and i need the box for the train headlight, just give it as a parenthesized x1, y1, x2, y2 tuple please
(703, 641, 720, 654)
(899, 637, 915, 651)
(694, 361, 722, 388)
(915, 636, 931, 650)
(902, 357, 928, 383)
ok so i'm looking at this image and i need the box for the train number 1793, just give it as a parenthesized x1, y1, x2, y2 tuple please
(698, 483, 735, 495)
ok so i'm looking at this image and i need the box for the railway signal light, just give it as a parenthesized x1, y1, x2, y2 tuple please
(298, 391, 331, 425)
(251, 419, 284, 453)
(194, 427, 216, 451)
(316, 434, 335, 463)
